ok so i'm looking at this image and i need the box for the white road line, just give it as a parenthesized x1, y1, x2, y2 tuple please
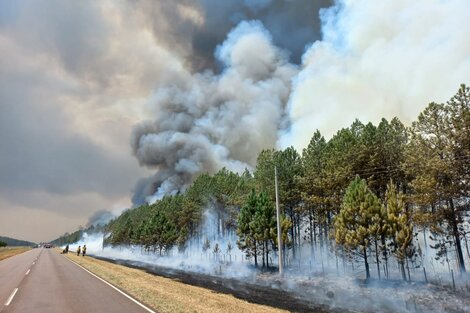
(65, 258, 157, 313)
(5, 288, 18, 306)
(25, 269, 30, 275)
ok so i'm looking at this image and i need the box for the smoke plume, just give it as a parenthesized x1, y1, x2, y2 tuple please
(86, 210, 116, 228)
(131, 0, 469, 204)
(131, 21, 297, 204)
(280, 0, 470, 148)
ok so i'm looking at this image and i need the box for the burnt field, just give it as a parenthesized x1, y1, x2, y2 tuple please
(91, 254, 470, 313)
(93, 256, 347, 313)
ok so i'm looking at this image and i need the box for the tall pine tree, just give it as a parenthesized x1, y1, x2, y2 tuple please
(335, 176, 382, 279)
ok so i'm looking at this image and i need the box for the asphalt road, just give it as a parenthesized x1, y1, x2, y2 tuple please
(0, 248, 155, 313)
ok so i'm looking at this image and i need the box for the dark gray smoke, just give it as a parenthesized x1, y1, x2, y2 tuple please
(86, 210, 115, 227)
(126, 0, 332, 204)
(131, 21, 297, 204)
(130, 0, 332, 71)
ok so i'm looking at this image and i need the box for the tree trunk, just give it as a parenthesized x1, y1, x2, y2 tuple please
(283, 245, 287, 268)
(309, 210, 314, 259)
(288, 207, 296, 259)
(449, 198, 466, 273)
(423, 227, 427, 250)
(363, 245, 370, 279)
(313, 220, 317, 249)
(319, 223, 323, 249)
(406, 256, 411, 280)
(400, 260, 406, 281)
(464, 233, 470, 259)
(262, 243, 266, 268)
(296, 216, 301, 252)
(265, 241, 269, 268)
(381, 234, 389, 279)
(374, 239, 381, 279)
(254, 242, 258, 267)
(324, 221, 329, 246)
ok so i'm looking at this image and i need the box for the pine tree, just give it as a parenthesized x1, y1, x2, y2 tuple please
(406, 85, 469, 273)
(301, 130, 328, 258)
(253, 192, 277, 268)
(385, 181, 413, 280)
(254, 147, 302, 259)
(237, 190, 289, 268)
(237, 190, 259, 266)
(335, 176, 382, 279)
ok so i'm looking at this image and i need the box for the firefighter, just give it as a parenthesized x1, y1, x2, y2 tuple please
(82, 245, 87, 256)
(77, 245, 81, 256)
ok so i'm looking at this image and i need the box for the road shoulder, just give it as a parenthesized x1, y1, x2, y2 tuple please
(63, 252, 287, 313)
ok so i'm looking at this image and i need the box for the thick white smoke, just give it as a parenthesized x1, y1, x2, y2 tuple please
(69, 209, 252, 278)
(280, 0, 470, 148)
(131, 21, 297, 203)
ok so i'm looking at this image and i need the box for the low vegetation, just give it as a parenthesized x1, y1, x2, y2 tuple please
(0, 247, 32, 261)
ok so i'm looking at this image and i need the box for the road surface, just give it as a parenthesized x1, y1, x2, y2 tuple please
(0, 248, 155, 313)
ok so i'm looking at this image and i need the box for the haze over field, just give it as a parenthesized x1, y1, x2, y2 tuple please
(0, 0, 468, 242)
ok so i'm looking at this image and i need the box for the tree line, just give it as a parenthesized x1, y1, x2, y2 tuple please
(0, 236, 36, 247)
(55, 84, 469, 279)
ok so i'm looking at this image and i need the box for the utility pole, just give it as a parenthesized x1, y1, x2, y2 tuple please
(275, 166, 284, 276)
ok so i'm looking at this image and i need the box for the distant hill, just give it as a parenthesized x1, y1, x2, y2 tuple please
(0, 236, 36, 247)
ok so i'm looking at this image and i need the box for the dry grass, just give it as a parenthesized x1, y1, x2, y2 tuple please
(64, 252, 288, 313)
(0, 247, 31, 261)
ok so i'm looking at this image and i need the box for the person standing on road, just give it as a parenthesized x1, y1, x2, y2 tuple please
(82, 245, 87, 256)
(77, 245, 81, 256)
(65, 244, 69, 254)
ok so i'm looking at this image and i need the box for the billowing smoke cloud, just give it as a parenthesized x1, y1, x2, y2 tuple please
(131, 0, 332, 70)
(280, 0, 470, 148)
(131, 21, 297, 204)
(1, 0, 329, 240)
(131, 0, 469, 204)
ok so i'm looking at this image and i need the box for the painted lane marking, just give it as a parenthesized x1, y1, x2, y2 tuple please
(25, 269, 30, 275)
(65, 258, 157, 313)
(5, 288, 18, 306)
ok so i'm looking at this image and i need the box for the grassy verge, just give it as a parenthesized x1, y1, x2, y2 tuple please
(64, 252, 288, 313)
(0, 247, 31, 261)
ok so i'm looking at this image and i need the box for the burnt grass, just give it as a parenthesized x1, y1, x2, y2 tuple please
(93, 256, 348, 313)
